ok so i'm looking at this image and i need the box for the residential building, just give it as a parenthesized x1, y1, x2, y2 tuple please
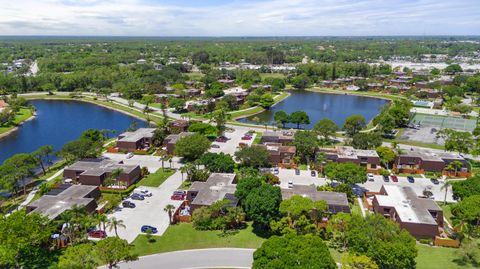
(169, 120, 189, 133)
(367, 83, 384, 90)
(163, 132, 194, 154)
(258, 143, 296, 167)
(184, 88, 202, 97)
(319, 146, 381, 173)
(63, 159, 141, 187)
(136, 59, 146, 65)
(261, 131, 294, 145)
(116, 128, 155, 152)
(372, 185, 443, 239)
(394, 149, 470, 175)
(186, 173, 238, 211)
(27, 184, 100, 220)
(0, 100, 8, 112)
(281, 184, 351, 214)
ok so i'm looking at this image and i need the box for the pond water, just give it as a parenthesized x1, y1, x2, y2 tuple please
(237, 90, 388, 129)
(0, 100, 146, 163)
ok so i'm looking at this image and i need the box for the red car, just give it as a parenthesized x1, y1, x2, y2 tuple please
(238, 142, 247, 148)
(215, 136, 227, 143)
(171, 190, 186, 200)
(241, 136, 252, 140)
(390, 175, 398, 182)
(88, 230, 107, 238)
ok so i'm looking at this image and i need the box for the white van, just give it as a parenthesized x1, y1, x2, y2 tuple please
(134, 188, 152, 197)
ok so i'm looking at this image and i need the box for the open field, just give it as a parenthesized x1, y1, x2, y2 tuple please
(137, 169, 176, 187)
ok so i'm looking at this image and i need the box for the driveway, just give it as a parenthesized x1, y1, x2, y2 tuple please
(110, 248, 255, 269)
(106, 171, 184, 243)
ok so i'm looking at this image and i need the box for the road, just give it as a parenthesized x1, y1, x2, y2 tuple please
(109, 248, 255, 269)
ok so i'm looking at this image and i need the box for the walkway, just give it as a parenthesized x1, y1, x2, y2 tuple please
(109, 248, 255, 269)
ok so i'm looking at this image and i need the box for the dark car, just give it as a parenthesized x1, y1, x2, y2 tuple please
(383, 175, 390, 182)
(430, 178, 440, 185)
(295, 169, 300, 175)
(390, 175, 398, 182)
(215, 136, 228, 143)
(141, 225, 158, 234)
(311, 170, 316, 177)
(130, 193, 145, 200)
(122, 201, 136, 208)
(88, 230, 107, 238)
(407, 176, 415, 183)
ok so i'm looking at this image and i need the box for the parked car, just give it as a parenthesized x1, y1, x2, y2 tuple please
(430, 178, 440, 185)
(295, 169, 300, 175)
(238, 142, 247, 148)
(134, 189, 152, 197)
(288, 180, 294, 188)
(215, 136, 228, 143)
(211, 144, 220, 148)
(241, 136, 252, 140)
(311, 170, 316, 177)
(273, 167, 279, 175)
(141, 225, 158, 234)
(171, 190, 186, 200)
(126, 152, 134, 159)
(88, 230, 107, 238)
(130, 193, 145, 200)
(390, 175, 398, 182)
(367, 173, 375, 181)
(407, 176, 415, 183)
(383, 175, 390, 182)
(122, 201, 136, 208)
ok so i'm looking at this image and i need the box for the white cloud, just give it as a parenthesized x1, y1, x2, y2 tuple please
(0, 0, 478, 36)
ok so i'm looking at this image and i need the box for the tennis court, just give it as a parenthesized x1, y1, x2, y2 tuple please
(411, 113, 476, 132)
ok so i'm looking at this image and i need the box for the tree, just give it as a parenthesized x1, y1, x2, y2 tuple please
(437, 129, 474, 154)
(164, 204, 176, 225)
(200, 152, 235, 173)
(235, 146, 271, 168)
(58, 139, 102, 163)
(57, 243, 97, 269)
(107, 217, 126, 237)
(343, 115, 366, 136)
(234, 176, 264, 204)
(376, 146, 396, 169)
(32, 145, 54, 175)
(188, 122, 217, 136)
(455, 240, 480, 266)
(274, 110, 289, 128)
(314, 118, 339, 141)
(210, 108, 230, 136)
(245, 184, 282, 227)
(451, 195, 480, 228)
(80, 128, 105, 143)
(1, 153, 37, 195)
(452, 176, 480, 200)
(95, 237, 138, 269)
(0, 211, 55, 268)
(446, 160, 464, 177)
(192, 199, 245, 230)
(259, 93, 274, 109)
(324, 162, 367, 185)
(253, 234, 336, 269)
(444, 64, 463, 74)
(293, 130, 318, 162)
(174, 133, 211, 161)
(350, 132, 383, 150)
(152, 127, 167, 147)
(290, 111, 310, 129)
(341, 254, 379, 269)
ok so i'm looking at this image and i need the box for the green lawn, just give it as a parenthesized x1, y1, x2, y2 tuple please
(441, 204, 453, 224)
(0, 107, 33, 134)
(131, 222, 266, 256)
(185, 72, 205, 80)
(253, 132, 262, 144)
(416, 244, 473, 269)
(260, 73, 286, 79)
(229, 91, 289, 119)
(137, 169, 176, 187)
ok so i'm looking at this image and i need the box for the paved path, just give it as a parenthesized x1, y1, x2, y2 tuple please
(109, 248, 255, 269)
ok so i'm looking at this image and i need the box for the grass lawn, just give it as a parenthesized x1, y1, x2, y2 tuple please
(185, 72, 205, 80)
(137, 169, 176, 187)
(0, 107, 33, 134)
(229, 91, 289, 119)
(416, 244, 473, 269)
(351, 199, 363, 216)
(298, 164, 308, 170)
(253, 132, 262, 144)
(131, 222, 266, 256)
(260, 73, 286, 79)
(441, 204, 453, 224)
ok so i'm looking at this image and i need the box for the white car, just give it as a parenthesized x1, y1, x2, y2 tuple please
(126, 152, 134, 159)
(288, 180, 294, 188)
(367, 173, 375, 181)
(134, 189, 152, 197)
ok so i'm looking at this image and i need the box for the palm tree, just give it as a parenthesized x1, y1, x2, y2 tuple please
(164, 204, 176, 224)
(96, 213, 108, 231)
(441, 180, 452, 205)
(180, 165, 188, 182)
(447, 161, 463, 177)
(107, 217, 126, 237)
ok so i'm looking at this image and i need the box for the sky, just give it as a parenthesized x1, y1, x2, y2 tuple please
(0, 0, 479, 36)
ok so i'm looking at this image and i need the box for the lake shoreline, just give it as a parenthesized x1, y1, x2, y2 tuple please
(0, 112, 36, 140)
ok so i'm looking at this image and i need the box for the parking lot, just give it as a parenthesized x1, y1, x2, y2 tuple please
(106, 171, 184, 243)
(209, 126, 256, 156)
(276, 168, 455, 203)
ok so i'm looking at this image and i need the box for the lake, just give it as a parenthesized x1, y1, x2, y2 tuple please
(237, 90, 388, 129)
(0, 100, 146, 163)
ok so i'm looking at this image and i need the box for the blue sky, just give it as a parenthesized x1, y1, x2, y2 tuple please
(0, 0, 479, 36)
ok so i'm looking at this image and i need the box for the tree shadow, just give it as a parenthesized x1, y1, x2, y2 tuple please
(252, 223, 273, 239)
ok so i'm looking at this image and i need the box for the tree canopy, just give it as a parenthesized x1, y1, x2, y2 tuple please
(324, 162, 367, 185)
(174, 133, 211, 161)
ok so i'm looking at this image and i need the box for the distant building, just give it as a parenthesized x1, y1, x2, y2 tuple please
(372, 185, 443, 239)
(27, 184, 100, 220)
(281, 184, 351, 214)
(64, 159, 141, 187)
(319, 146, 381, 173)
(169, 120, 189, 133)
(163, 132, 194, 154)
(116, 128, 156, 152)
(261, 131, 294, 145)
(395, 149, 470, 176)
(258, 143, 296, 167)
(187, 173, 238, 211)
(137, 59, 146, 65)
